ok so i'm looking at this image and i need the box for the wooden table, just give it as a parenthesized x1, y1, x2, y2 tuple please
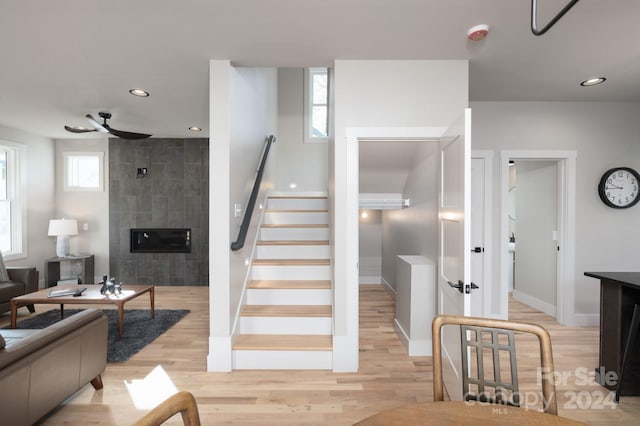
(584, 272, 640, 397)
(10, 284, 154, 337)
(353, 401, 585, 425)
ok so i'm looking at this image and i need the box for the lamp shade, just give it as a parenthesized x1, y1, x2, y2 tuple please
(48, 219, 78, 236)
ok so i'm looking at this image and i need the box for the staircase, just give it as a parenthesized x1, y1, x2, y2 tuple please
(232, 195, 333, 369)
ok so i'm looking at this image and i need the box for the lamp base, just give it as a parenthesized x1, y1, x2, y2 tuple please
(56, 235, 70, 258)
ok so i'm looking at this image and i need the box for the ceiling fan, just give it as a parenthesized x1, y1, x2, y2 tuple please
(64, 112, 151, 139)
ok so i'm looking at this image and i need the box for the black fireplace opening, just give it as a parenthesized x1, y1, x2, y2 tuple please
(130, 228, 191, 253)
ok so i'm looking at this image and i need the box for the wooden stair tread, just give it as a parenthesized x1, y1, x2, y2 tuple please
(257, 240, 329, 246)
(268, 196, 328, 199)
(241, 305, 332, 317)
(261, 224, 328, 228)
(253, 259, 330, 266)
(248, 280, 331, 289)
(233, 334, 332, 351)
(265, 209, 328, 213)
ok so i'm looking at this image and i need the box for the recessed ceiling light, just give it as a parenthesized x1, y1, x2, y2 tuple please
(189, 126, 202, 132)
(580, 77, 606, 87)
(129, 88, 149, 97)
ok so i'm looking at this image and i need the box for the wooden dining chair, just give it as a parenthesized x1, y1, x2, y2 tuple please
(133, 391, 201, 426)
(432, 315, 557, 415)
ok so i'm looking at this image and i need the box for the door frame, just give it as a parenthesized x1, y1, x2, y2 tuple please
(471, 150, 494, 318)
(499, 150, 577, 325)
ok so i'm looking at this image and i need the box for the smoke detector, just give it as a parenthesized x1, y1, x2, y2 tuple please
(467, 24, 489, 41)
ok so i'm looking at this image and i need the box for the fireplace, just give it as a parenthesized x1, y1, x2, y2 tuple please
(130, 228, 191, 253)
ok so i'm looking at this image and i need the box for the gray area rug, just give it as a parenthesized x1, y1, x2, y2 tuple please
(10, 309, 189, 363)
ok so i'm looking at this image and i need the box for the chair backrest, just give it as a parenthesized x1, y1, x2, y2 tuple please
(133, 391, 201, 426)
(432, 315, 557, 415)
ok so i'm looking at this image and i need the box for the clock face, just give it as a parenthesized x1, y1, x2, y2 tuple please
(598, 167, 640, 209)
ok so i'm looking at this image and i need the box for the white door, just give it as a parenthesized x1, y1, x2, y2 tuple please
(437, 109, 473, 401)
(470, 157, 486, 318)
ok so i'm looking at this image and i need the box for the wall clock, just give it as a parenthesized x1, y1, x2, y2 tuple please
(598, 167, 640, 209)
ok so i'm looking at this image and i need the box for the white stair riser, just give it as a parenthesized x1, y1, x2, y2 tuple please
(256, 245, 330, 259)
(267, 198, 328, 210)
(252, 265, 331, 280)
(239, 316, 332, 334)
(263, 211, 328, 225)
(246, 288, 332, 305)
(260, 227, 329, 241)
(233, 350, 332, 370)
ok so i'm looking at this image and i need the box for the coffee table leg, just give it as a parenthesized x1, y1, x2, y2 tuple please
(10, 300, 18, 328)
(60, 304, 64, 318)
(150, 287, 155, 319)
(118, 304, 124, 337)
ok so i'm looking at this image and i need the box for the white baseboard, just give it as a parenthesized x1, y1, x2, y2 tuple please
(512, 290, 556, 317)
(381, 277, 396, 295)
(359, 276, 381, 285)
(571, 313, 600, 327)
(393, 319, 432, 356)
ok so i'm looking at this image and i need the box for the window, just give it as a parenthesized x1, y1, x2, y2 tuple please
(64, 152, 104, 192)
(0, 141, 26, 258)
(304, 67, 331, 143)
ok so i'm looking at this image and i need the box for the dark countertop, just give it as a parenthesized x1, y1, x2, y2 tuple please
(584, 272, 640, 288)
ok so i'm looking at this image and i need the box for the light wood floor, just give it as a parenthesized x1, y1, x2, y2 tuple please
(1, 285, 639, 425)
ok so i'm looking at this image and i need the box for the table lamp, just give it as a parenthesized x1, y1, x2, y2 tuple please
(48, 218, 78, 257)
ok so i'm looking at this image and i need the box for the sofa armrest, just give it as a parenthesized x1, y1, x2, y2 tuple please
(7, 267, 39, 293)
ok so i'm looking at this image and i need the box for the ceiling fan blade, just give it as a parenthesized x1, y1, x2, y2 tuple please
(64, 125, 98, 134)
(103, 124, 152, 140)
(85, 114, 109, 133)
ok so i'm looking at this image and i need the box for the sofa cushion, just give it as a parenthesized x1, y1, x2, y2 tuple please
(0, 252, 9, 282)
(0, 281, 24, 302)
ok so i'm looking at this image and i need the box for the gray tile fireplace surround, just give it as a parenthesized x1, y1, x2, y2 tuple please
(109, 138, 209, 286)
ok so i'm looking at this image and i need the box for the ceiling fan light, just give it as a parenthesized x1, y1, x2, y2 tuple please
(129, 88, 149, 97)
(68, 126, 90, 131)
(189, 126, 202, 132)
(580, 77, 606, 87)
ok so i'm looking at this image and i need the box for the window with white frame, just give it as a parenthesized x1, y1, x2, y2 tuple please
(304, 67, 331, 143)
(0, 141, 26, 258)
(63, 152, 104, 192)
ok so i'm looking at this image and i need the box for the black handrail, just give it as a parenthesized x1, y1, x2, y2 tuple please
(231, 135, 276, 251)
(531, 0, 580, 36)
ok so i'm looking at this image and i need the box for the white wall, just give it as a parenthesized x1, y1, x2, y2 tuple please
(0, 124, 55, 285)
(512, 160, 558, 312)
(209, 61, 278, 371)
(277, 68, 328, 192)
(471, 101, 640, 320)
(54, 138, 109, 282)
(358, 209, 381, 283)
(381, 143, 440, 291)
(332, 60, 469, 370)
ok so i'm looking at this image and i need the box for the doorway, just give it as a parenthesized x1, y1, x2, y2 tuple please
(508, 160, 558, 317)
(499, 151, 577, 325)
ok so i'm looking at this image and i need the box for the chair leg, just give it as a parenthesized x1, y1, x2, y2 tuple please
(90, 375, 104, 390)
(26, 304, 35, 313)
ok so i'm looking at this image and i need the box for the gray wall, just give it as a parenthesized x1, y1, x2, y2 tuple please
(0, 124, 55, 287)
(471, 101, 640, 321)
(109, 138, 209, 286)
(381, 142, 439, 290)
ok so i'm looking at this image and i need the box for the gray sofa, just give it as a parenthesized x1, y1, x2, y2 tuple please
(0, 267, 39, 315)
(0, 308, 108, 425)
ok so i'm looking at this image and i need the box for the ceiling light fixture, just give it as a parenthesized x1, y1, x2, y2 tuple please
(189, 126, 202, 132)
(129, 88, 149, 97)
(467, 24, 489, 41)
(580, 77, 606, 87)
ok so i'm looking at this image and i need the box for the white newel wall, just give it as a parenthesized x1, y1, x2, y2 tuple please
(394, 255, 436, 356)
(209, 61, 278, 371)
